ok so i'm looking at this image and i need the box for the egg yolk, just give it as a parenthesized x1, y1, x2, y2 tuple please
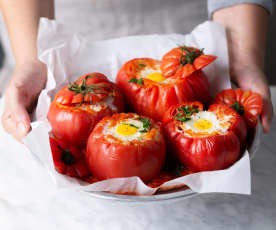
(194, 119, 213, 130)
(116, 123, 138, 136)
(147, 72, 166, 82)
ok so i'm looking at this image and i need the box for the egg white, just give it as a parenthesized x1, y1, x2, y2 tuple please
(181, 111, 232, 135)
(78, 95, 117, 112)
(104, 118, 145, 141)
(139, 67, 175, 84)
(140, 68, 162, 78)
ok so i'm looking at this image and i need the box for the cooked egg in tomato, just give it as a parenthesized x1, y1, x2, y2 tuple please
(86, 113, 166, 182)
(163, 102, 243, 172)
(78, 96, 118, 113)
(102, 114, 160, 143)
(139, 67, 174, 84)
(180, 111, 232, 136)
(107, 119, 144, 141)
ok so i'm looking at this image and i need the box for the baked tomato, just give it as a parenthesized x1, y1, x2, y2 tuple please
(162, 102, 246, 172)
(48, 73, 124, 146)
(116, 58, 210, 121)
(213, 88, 263, 128)
(86, 113, 166, 182)
(208, 103, 247, 149)
(49, 136, 91, 179)
(161, 46, 216, 78)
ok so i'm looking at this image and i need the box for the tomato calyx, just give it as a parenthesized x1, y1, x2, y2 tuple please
(49, 136, 91, 179)
(128, 78, 144, 85)
(231, 101, 244, 115)
(174, 105, 199, 122)
(60, 148, 76, 165)
(174, 163, 186, 177)
(68, 75, 109, 104)
(179, 46, 203, 66)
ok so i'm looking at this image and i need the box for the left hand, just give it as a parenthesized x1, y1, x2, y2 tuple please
(230, 65, 274, 133)
(212, 3, 273, 133)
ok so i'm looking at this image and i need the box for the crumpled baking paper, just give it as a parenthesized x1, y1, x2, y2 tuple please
(23, 18, 253, 195)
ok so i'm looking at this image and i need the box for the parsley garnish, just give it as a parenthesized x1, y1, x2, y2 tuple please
(139, 63, 146, 68)
(128, 78, 144, 86)
(175, 105, 199, 122)
(138, 117, 151, 133)
(121, 123, 139, 129)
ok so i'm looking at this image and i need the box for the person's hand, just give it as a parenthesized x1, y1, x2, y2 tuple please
(212, 3, 273, 133)
(1, 61, 47, 141)
(230, 65, 274, 133)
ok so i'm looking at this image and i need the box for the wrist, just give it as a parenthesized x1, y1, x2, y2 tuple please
(14, 59, 46, 73)
(227, 36, 265, 73)
(10, 60, 47, 89)
(212, 3, 268, 81)
(229, 62, 268, 91)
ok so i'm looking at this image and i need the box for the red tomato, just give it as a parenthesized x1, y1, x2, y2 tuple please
(162, 102, 243, 171)
(49, 136, 91, 179)
(116, 58, 210, 121)
(214, 88, 263, 128)
(208, 103, 247, 148)
(48, 73, 124, 146)
(161, 46, 216, 78)
(86, 113, 166, 182)
(162, 101, 204, 125)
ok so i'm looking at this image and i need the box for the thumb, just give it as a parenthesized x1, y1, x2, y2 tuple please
(261, 96, 274, 133)
(2, 103, 31, 142)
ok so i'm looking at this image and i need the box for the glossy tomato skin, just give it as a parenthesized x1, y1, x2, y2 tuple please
(86, 114, 166, 182)
(162, 101, 204, 125)
(161, 46, 216, 78)
(49, 136, 91, 179)
(214, 88, 263, 129)
(162, 102, 242, 172)
(116, 58, 210, 121)
(208, 103, 247, 149)
(165, 126, 240, 171)
(48, 103, 113, 146)
(48, 73, 124, 146)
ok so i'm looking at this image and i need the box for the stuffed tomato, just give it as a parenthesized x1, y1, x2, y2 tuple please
(162, 102, 247, 172)
(161, 45, 216, 78)
(48, 73, 124, 146)
(49, 136, 91, 179)
(213, 88, 263, 129)
(86, 113, 166, 182)
(116, 47, 215, 121)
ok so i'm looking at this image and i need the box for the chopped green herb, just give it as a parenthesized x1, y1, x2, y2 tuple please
(121, 123, 139, 129)
(174, 105, 199, 122)
(139, 63, 146, 68)
(139, 129, 148, 133)
(175, 116, 191, 122)
(128, 78, 144, 86)
(138, 117, 151, 133)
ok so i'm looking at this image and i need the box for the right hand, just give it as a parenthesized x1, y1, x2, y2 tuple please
(1, 61, 47, 141)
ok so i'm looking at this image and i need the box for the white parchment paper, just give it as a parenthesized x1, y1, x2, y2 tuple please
(23, 18, 251, 195)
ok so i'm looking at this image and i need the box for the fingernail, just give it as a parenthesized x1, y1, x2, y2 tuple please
(17, 122, 27, 136)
